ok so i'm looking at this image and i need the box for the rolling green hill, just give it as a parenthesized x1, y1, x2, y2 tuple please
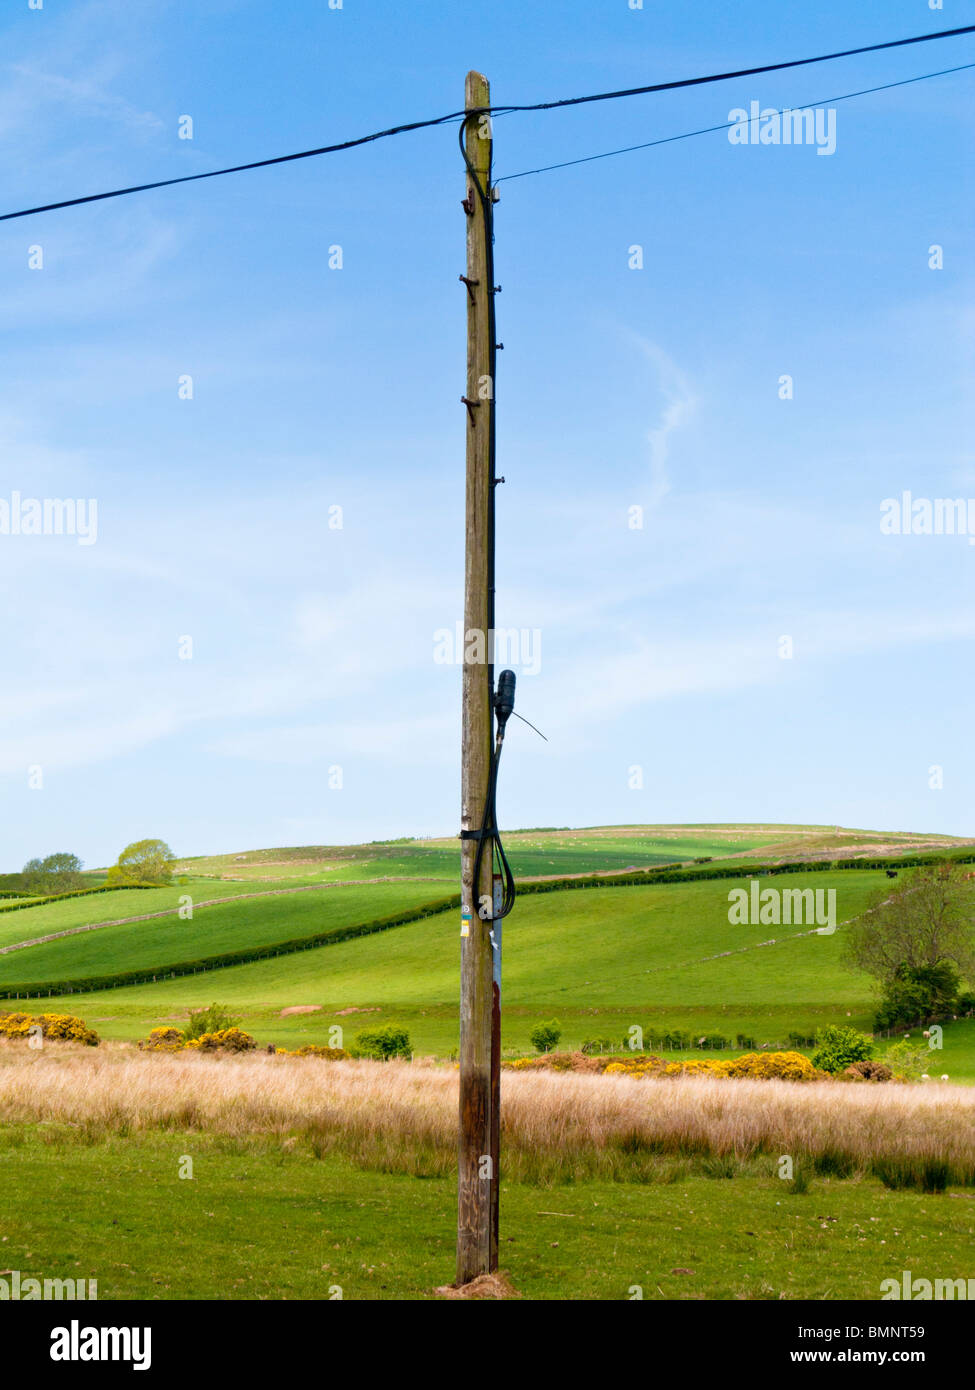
(25, 865, 972, 1082)
(4, 825, 971, 1080)
(0, 881, 452, 987)
(173, 822, 972, 884)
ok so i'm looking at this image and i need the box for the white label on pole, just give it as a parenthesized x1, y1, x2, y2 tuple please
(460, 913, 471, 937)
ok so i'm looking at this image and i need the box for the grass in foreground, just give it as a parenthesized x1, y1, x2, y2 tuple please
(2, 1049, 972, 1299)
(2, 1048, 973, 1188)
(1, 1131, 972, 1300)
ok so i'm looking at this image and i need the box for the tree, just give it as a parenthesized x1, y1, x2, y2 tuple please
(844, 863, 975, 985)
(351, 1026, 412, 1061)
(183, 1003, 241, 1041)
(883, 1039, 930, 1082)
(529, 1019, 562, 1054)
(21, 852, 85, 895)
(106, 838, 177, 886)
(875, 962, 961, 1030)
(811, 1024, 873, 1074)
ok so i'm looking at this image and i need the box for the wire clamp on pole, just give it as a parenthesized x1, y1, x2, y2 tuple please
(460, 396, 480, 425)
(458, 273, 479, 301)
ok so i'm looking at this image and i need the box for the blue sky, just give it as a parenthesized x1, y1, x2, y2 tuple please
(0, 0, 972, 868)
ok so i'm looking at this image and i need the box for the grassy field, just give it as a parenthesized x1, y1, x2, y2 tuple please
(15, 870, 881, 1038)
(4, 863, 973, 1078)
(3, 820, 973, 1303)
(0, 1051, 972, 1300)
(0, 882, 451, 987)
(171, 822, 973, 885)
(3, 1132, 972, 1300)
(173, 828, 774, 884)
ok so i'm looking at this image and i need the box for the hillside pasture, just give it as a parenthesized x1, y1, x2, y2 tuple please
(18, 870, 898, 1054)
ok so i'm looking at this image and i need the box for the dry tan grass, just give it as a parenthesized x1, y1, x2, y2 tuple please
(435, 1272, 521, 1299)
(0, 1045, 972, 1186)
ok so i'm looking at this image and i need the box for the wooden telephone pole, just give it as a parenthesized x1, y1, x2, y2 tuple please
(457, 68, 499, 1285)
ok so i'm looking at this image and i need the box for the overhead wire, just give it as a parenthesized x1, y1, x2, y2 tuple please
(496, 60, 975, 183)
(0, 24, 972, 222)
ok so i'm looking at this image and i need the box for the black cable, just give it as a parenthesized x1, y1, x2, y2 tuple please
(496, 60, 975, 184)
(1, 24, 972, 223)
(471, 727, 516, 922)
(484, 22, 975, 118)
(0, 108, 471, 223)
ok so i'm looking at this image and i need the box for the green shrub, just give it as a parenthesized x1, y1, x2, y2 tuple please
(875, 962, 960, 1030)
(883, 1039, 930, 1082)
(811, 1024, 873, 1074)
(529, 1020, 562, 1054)
(183, 1003, 242, 1041)
(350, 1025, 412, 1061)
(580, 1037, 614, 1055)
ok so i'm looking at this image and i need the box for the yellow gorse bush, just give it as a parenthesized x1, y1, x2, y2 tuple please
(287, 1045, 350, 1060)
(0, 1012, 33, 1039)
(138, 1025, 258, 1052)
(660, 1051, 821, 1081)
(138, 1026, 184, 1051)
(604, 1057, 666, 1077)
(506, 1051, 665, 1076)
(183, 1027, 257, 1052)
(0, 1011, 99, 1046)
(729, 1051, 820, 1080)
(536, 1050, 823, 1081)
(663, 1058, 734, 1077)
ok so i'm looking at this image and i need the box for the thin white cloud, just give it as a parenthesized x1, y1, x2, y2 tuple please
(624, 332, 696, 509)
